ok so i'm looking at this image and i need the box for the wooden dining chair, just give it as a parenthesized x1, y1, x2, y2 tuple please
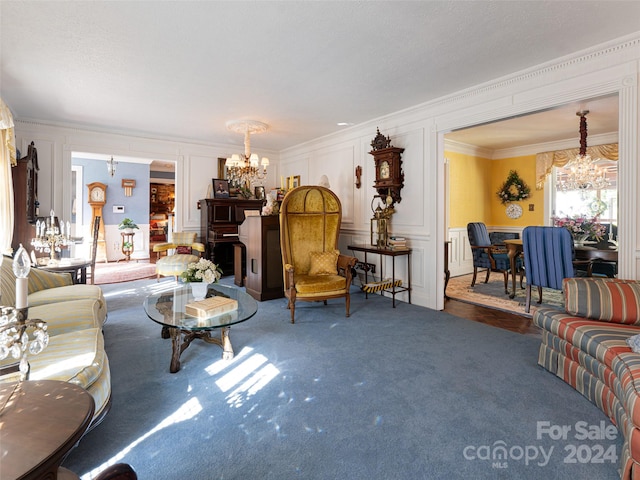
(87, 215, 101, 285)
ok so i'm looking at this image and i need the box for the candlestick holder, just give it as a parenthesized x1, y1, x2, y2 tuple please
(30, 213, 71, 265)
(0, 306, 48, 382)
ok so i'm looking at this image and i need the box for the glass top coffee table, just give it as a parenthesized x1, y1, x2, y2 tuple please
(144, 283, 258, 373)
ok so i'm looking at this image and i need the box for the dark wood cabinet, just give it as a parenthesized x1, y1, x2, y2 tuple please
(199, 198, 264, 275)
(239, 215, 284, 301)
(11, 142, 39, 253)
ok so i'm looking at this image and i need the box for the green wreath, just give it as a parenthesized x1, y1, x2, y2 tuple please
(496, 170, 530, 205)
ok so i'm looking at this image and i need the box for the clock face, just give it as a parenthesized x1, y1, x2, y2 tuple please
(506, 203, 523, 219)
(90, 187, 105, 202)
(380, 161, 390, 179)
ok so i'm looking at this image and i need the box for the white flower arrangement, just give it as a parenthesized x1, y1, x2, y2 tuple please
(261, 191, 280, 216)
(180, 258, 222, 284)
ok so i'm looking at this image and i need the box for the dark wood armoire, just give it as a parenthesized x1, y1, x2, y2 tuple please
(11, 142, 39, 253)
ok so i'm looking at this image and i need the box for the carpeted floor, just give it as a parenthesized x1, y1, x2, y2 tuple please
(447, 273, 564, 317)
(62, 277, 622, 479)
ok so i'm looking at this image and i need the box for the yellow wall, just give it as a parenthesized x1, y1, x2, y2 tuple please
(490, 155, 544, 227)
(447, 152, 544, 229)
(447, 151, 493, 228)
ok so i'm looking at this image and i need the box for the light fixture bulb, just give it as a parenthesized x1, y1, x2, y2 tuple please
(13, 244, 31, 278)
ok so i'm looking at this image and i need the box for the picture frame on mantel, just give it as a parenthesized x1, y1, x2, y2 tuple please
(213, 179, 230, 198)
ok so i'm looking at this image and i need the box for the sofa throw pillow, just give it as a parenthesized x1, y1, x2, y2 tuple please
(308, 250, 339, 276)
(627, 334, 640, 353)
(564, 278, 640, 325)
(176, 246, 192, 254)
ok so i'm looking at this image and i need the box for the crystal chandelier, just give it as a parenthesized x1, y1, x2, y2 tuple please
(107, 156, 118, 177)
(225, 120, 269, 188)
(557, 110, 609, 194)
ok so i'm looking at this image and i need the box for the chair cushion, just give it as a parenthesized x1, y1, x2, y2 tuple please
(308, 250, 339, 275)
(294, 274, 347, 294)
(20, 327, 105, 387)
(156, 254, 200, 276)
(28, 284, 107, 326)
(29, 299, 104, 335)
(175, 246, 192, 254)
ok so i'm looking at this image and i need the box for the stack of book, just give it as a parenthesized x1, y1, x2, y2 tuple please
(388, 236, 409, 250)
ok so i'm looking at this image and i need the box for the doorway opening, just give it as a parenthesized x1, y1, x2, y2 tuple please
(443, 94, 619, 313)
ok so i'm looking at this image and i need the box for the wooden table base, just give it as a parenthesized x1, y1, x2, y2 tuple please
(162, 326, 234, 373)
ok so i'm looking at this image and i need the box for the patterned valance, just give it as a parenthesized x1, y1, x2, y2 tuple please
(535, 143, 618, 190)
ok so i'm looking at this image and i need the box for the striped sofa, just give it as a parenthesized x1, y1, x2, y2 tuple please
(0, 255, 111, 428)
(533, 277, 640, 479)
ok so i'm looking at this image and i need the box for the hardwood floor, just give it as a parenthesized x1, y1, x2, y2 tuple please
(443, 298, 540, 336)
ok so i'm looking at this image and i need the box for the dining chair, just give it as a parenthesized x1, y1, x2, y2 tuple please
(522, 226, 583, 312)
(467, 222, 520, 294)
(87, 215, 101, 285)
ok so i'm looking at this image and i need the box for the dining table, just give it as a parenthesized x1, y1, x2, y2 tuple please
(503, 239, 524, 299)
(502, 238, 619, 298)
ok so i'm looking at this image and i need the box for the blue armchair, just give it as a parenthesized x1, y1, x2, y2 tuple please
(522, 226, 585, 313)
(467, 222, 521, 294)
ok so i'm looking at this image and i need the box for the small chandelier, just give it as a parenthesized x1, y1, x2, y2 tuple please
(225, 120, 269, 188)
(557, 110, 609, 194)
(107, 156, 118, 177)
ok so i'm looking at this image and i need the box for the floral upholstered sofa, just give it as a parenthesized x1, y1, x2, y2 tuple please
(533, 277, 640, 479)
(0, 255, 111, 426)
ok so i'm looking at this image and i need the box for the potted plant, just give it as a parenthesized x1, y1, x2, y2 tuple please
(118, 218, 139, 233)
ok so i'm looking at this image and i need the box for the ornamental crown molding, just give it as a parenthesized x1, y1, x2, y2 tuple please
(445, 131, 619, 160)
(430, 33, 640, 112)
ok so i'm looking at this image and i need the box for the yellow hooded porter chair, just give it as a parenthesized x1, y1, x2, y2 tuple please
(279, 186, 358, 323)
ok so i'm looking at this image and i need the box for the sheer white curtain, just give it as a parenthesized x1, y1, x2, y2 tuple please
(0, 97, 17, 255)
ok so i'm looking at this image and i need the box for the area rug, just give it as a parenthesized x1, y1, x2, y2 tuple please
(93, 261, 156, 284)
(447, 273, 564, 317)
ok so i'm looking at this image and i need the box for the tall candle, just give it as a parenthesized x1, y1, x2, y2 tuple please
(13, 245, 31, 309)
(16, 278, 28, 309)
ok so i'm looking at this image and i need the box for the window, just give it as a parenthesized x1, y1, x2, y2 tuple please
(553, 160, 618, 232)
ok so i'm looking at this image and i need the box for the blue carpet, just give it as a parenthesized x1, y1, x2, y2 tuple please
(63, 277, 623, 479)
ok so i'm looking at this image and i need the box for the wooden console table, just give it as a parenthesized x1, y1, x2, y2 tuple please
(0, 380, 94, 479)
(348, 244, 411, 307)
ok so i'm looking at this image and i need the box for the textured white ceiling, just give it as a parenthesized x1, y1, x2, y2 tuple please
(1, 1, 638, 152)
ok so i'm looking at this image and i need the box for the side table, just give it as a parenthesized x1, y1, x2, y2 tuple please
(0, 380, 95, 480)
(121, 231, 135, 261)
(348, 244, 411, 307)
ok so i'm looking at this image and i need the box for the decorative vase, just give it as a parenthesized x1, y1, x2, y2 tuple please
(573, 234, 589, 246)
(190, 282, 209, 301)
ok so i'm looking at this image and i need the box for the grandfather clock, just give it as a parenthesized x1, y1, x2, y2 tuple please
(87, 182, 107, 262)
